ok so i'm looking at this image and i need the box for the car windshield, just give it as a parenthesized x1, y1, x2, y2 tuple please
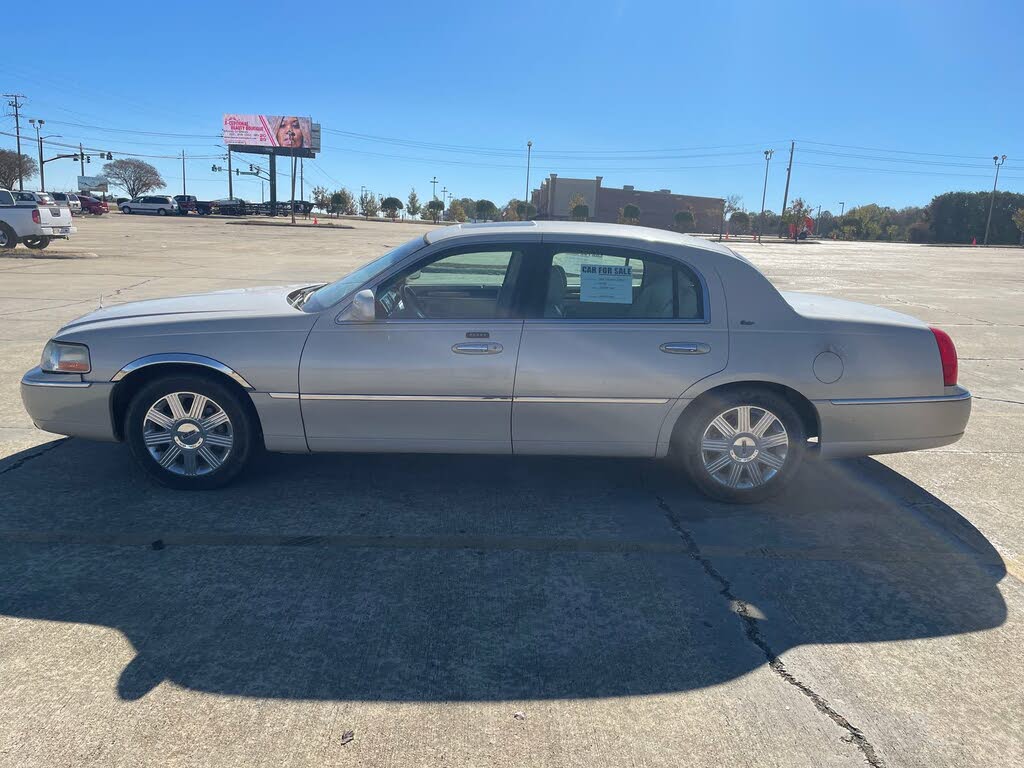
(302, 236, 427, 312)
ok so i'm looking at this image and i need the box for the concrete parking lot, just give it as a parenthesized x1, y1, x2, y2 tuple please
(0, 214, 1021, 767)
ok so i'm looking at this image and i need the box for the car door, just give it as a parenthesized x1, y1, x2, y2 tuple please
(298, 242, 535, 453)
(512, 242, 728, 456)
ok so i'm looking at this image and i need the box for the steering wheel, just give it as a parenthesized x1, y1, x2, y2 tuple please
(399, 283, 427, 319)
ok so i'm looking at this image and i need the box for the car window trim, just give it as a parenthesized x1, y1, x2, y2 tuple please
(525, 242, 711, 324)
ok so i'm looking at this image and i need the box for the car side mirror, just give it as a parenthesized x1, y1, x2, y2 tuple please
(350, 289, 376, 321)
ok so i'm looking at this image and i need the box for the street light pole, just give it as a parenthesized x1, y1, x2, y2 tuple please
(430, 176, 438, 200)
(181, 150, 187, 196)
(758, 148, 774, 243)
(983, 154, 1007, 246)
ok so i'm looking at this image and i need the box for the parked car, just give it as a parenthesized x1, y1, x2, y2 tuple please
(173, 195, 198, 215)
(19, 221, 970, 501)
(49, 192, 82, 215)
(197, 198, 252, 216)
(120, 195, 178, 216)
(0, 187, 76, 250)
(77, 195, 109, 215)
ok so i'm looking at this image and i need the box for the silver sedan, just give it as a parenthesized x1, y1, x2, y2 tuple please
(20, 222, 970, 502)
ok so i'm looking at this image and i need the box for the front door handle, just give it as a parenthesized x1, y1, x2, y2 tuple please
(660, 342, 711, 355)
(452, 342, 503, 355)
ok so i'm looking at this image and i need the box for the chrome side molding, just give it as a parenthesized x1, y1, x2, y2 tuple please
(110, 353, 254, 389)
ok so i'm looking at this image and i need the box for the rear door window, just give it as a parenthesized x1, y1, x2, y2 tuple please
(542, 248, 705, 321)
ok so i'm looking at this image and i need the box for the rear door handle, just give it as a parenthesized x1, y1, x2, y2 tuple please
(660, 342, 711, 355)
(452, 342, 503, 355)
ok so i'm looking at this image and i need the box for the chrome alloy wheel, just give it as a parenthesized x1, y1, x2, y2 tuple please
(700, 405, 789, 489)
(142, 391, 233, 476)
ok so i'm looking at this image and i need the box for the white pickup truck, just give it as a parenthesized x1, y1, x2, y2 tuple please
(0, 189, 76, 250)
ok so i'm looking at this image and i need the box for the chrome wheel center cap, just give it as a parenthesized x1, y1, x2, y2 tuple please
(173, 421, 204, 449)
(729, 435, 759, 463)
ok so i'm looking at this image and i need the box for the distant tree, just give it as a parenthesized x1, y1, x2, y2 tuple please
(673, 210, 695, 232)
(927, 191, 1024, 244)
(310, 185, 330, 214)
(475, 199, 497, 220)
(102, 158, 164, 198)
(381, 196, 403, 221)
(620, 203, 641, 224)
(358, 190, 380, 218)
(0, 150, 38, 190)
(1013, 208, 1024, 245)
(568, 193, 587, 221)
(516, 201, 537, 220)
(501, 198, 525, 220)
(782, 198, 812, 241)
(448, 199, 467, 222)
(426, 198, 445, 223)
(728, 210, 750, 235)
(456, 197, 477, 220)
(406, 188, 422, 219)
(329, 188, 356, 216)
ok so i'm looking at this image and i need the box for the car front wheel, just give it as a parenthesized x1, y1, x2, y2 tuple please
(125, 374, 257, 489)
(678, 388, 806, 504)
(122, 207, 131, 215)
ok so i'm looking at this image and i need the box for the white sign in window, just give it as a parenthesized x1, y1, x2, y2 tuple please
(580, 263, 633, 304)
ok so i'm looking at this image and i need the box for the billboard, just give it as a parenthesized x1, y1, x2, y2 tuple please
(77, 175, 109, 192)
(222, 114, 318, 151)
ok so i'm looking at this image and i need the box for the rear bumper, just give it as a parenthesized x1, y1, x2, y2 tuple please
(39, 225, 77, 238)
(815, 387, 971, 458)
(20, 367, 117, 441)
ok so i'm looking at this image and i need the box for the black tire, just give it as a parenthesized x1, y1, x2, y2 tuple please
(157, 208, 167, 216)
(676, 387, 806, 504)
(122, 207, 132, 215)
(125, 374, 258, 490)
(0, 223, 16, 249)
(23, 236, 51, 250)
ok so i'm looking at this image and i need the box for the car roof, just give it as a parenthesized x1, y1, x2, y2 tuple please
(423, 220, 742, 260)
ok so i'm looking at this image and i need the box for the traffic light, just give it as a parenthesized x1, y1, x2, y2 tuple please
(211, 164, 217, 172)
(86, 155, 91, 164)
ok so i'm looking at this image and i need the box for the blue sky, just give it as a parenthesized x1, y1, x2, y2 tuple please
(5, 1, 1023, 213)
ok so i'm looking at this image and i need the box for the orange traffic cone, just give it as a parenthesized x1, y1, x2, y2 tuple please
(313, 217, 319, 225)
(971, 236, 976, 245)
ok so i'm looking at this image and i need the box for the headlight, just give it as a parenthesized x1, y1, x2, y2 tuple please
(40, 340, 91, 374)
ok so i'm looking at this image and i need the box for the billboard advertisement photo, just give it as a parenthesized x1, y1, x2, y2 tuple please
(222, 114, 317, 151)
(77, 175, 109, 192)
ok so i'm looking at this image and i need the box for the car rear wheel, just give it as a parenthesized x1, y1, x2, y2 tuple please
(157, 208, 167, 216)
(677, 388, 806, 503)
(125, 374, 257, 490)
(0, 223, 16, 249)
(23, 236, 51, 250)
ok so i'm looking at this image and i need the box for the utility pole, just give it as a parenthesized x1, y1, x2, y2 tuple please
(430, 176, 438, 200)
(290, 149, 297, 224)
(300, 158, 304, 203)
(181, 150, 186, 196)
(758, 149, 774, 243)
(525, 140, 533, 208)
(442, 186, 448, 205)
(227, 149, 233, 199)
(983, 154, 1007, 246)
(780, 140, 795, 222)
(815, 204, 821, 236)
(79, 143, 85, 176)
(29, 118, 45, 192)
(5, 94, 26, 190)
(839, 201, 845, 217)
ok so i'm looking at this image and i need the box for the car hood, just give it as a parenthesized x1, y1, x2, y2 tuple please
(781, 291, 927, 329)
(59, 285, 312, 332)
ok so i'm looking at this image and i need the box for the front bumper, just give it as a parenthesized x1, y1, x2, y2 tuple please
(815, 386, 971, 458)
(20, 367, 117, 441)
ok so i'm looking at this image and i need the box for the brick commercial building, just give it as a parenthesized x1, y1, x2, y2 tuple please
(531, 174, 724, 233)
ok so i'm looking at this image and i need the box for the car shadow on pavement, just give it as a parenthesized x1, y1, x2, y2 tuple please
(0, 439, 1007, 702)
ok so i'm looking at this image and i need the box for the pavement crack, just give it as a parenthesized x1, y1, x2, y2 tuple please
(0, 438, 70, 476)
(656, 495, 886, 768)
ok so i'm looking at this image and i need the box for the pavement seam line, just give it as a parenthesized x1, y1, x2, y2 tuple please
(655, 495, 886, 768)
(0, 438, 71, 475)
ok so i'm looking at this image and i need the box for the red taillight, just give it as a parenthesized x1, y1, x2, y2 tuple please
(930, 327, 958, 387)
(31, 209, 40, 224)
